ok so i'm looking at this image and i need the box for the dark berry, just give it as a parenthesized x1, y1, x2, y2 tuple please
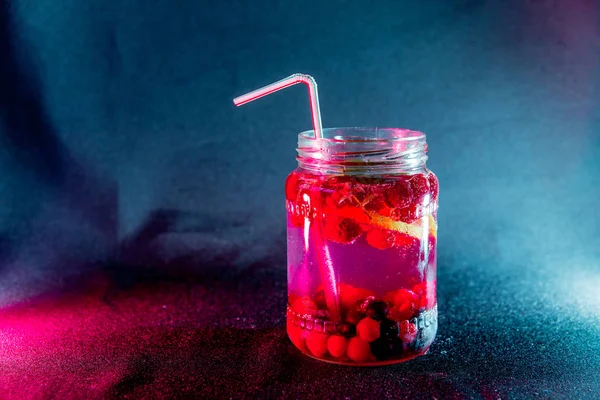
(369, 336, 404, 360)
(337, 322, 357, 337)
(369, 338, 390, 360)
(345, 308, 362, 325)
(365, 300, 390, 321)
(357, 296, 375, 314)
(350, 181, 371, 204)
(315, 309, 331, 320)
(379, 318, 399, 340)
(312, 290, 327, 309)
(388, 338, 404, 356)
(363, 194, 387, 214)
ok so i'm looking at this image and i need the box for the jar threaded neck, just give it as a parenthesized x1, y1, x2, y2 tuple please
(297, 127, 428, 175)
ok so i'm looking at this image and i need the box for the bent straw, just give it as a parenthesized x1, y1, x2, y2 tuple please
(233, 74, 340, 320)
(233, 73, 323, 138)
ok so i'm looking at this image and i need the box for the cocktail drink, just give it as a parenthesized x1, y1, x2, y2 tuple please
(234, 76, 439, 366)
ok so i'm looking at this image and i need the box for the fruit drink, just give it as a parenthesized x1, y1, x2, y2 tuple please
(286, 128, 438, 366)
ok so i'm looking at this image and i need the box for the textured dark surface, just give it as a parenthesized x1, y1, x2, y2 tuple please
(1, 0, 599, 398)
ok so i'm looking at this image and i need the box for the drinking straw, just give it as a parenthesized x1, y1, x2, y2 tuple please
(233, 73, 323, 138)
(233, 74, 340, 320)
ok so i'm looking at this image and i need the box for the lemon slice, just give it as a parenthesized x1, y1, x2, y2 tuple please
(367, 212, 423, 239)
(367, 212, 437, 240)
(428, 214, 437, 238)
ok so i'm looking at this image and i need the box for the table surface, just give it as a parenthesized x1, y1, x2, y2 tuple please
(0, 0, 599, 398)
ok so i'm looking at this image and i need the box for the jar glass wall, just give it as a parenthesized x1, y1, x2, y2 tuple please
(285, 128, 438, 366)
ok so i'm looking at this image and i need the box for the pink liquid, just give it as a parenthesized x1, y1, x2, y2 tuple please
(285, 170, 438, 365)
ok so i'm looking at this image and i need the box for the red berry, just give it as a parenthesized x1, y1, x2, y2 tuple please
(384, 178, 413, 209)
(291, 297, 317, 317)
(288, 211, 304, 228)
(393, 232, 419, 249)
(334, 206, 370, 224)
(345, 308, 361, 326)
(327, 335, 348, 358)
(428, 172, 439, 201)
(390, 204, 420, 224)
(363, 194, 386, 213)
(285, 172, 301, 201)
(399, 321, 418, 342)
(409, 173, 430, 206)
(366, 228, 396, 250)
(346, 337, 372, 362)
(323, 216, 363, 244)
(287, 321, 307, 352)
(386, 289, 418, 321)
(357, 317, 381, 342)
(413, 281, 436, 309)
(306, 331, 329, 357)
(338, 284, 375, 314)
(325, 183, 359, 209)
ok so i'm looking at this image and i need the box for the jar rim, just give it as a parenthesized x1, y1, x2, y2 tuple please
(298, 127, 426, 143)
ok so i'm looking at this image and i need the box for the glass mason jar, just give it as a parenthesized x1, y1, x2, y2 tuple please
(285, 128, 438, 366)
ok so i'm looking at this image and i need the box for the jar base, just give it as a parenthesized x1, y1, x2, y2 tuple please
(298, 349, 428, 367)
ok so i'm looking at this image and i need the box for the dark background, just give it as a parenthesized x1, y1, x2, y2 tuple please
(0, 0, 599, 398)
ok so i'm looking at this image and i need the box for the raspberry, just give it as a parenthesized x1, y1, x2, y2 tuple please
(409, 173, 430, 204)
(323, 216, 363, 244)
(363, 194, 387, 213)
(350, 180, 372, 204)
(393, 232, 419, 249)
(390, 204, 420, 224)
(285, 172, 301, 201)
(327, 335, 348, 358)
(291, 297, 317, 317)
(338, 284, 375, 314)
(334, 206, 370, 224)
(399, 321, 418, 343)
(306, 331, 329, 358)
(325, 183, 359, 209)
(346, 337, 372, 363)
(288, 212, 304, 229)
(428, 172, 439, 201)
(386, 289, 418, 321)
(413, 280, 437, 309)
(357, 317, 381, 342)
(287, 320, 307, 352)
(384, 178, 413, 209)
(366, 228, 396, 250)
